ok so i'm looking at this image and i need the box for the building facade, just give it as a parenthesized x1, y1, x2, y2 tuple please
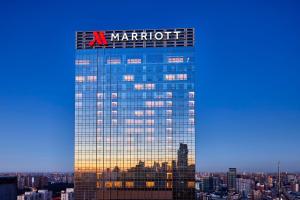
(61, 188, 75, 200)
(75, 28, 196, 200)
(227, 168, 237, 192)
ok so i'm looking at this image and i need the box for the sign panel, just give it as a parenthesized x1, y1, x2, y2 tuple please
(76, 28, 194, 49)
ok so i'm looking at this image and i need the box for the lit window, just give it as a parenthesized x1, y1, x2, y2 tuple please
(75, 102, 82, 108)
(168, 57, 184, 63)
(96, 181, 102, 188)
(166, 119, 172, 125)
(146, 119, 154, 125)
(145, 101, 164, 107)
(112, 110, 117, 116)
(189, 110, 195, 116)
(145, 83, 155, 90)
(97, 93, 103, 99)
(97, 111, 103, 116)
(75, 76, 85, 82)
(188, 181, 195, 188)
(127, 58, 142, 64)
(87, 75, 97, 82)
(146, 181, 155, 188)
(166, 110, 172, 115)
(107, 58, 121, 64)
(134, 84, 144, 90)
(166, 92, 172, 98)
(75, 93, 82, 99)
(165, 74, 175, 81)
(112, 119, 117, 125)
(166, 101, 172, 107)
(176, 74, 187, 80)
(97, 120, 103, 125)
(189, 101, 195, 107)
(123, 75, 134, 81)
(165, 74, 187, 81)
(75, 59, 90, 65)
(125, 119, 144, 125)
(105, 181, 113, 188)
(114, 181, 122, 188)
(112, 102, 118, 107)
(134, 110, 144, 117)
(167, 181, 172, 189)
(112, 93, 118, 99)
(189, 91, 195, 98)
(125, 182, 134, 188)
(189, 118, 195, 125)
(145, 110, 154, 116)
(188, 128, 194, 133)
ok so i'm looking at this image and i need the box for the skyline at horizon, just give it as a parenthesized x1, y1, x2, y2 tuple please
(0, 0, 299, 173)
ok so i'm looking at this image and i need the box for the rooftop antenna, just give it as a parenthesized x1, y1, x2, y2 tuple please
(277, 161, 281, 198)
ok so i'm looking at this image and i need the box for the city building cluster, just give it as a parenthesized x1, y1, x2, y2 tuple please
(196, 168, 300, 200)
(0, 173, 74, 200)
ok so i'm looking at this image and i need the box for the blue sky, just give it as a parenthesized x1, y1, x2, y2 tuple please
(0, 0, 299, 172)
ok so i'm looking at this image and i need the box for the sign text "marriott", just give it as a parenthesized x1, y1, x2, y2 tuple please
(110, 31, 181, 41)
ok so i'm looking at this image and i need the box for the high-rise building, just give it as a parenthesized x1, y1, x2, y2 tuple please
(75, 28, 196, 199)
(236, 178, 253, 197)
(227, 168, 237, 192)
(61, 188, 75, 200)
(0, 176, 17, 200)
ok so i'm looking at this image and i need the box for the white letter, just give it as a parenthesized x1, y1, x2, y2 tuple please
(154, 32, 163, 40)
(121, 33, 128, 41)
(174, 31, 181, 39)
(131, 32, 138, 40)
(111, 33, 119, 41)
(165, 31, 171, 39)
(141, 32, 147, 40)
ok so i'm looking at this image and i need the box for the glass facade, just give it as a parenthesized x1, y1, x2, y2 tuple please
(75, 44, 196, 199)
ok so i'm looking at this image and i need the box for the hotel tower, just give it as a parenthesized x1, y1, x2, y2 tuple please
(75, 28, 196, 200)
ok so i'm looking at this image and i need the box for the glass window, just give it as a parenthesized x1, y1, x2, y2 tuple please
(168, 56, 184, 63)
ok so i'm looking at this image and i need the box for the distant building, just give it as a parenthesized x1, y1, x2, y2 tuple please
(61, 188, 74, 200)
(227, 168, 237, 192)
(0, 176, 17, 200)
(237, 178, 253, 197)
(292, 183, 299, 192)
(17, 190, 52, 200)
(18, 191, 38, 200)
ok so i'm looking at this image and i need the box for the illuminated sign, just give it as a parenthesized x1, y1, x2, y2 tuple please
(110, 31, 181, 41)
(76, 28, 194, 49)
(89, 31, 107, 47)
(89, 31, 181, 47)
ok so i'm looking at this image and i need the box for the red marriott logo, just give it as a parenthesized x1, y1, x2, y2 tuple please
(89, 31, 108, 47)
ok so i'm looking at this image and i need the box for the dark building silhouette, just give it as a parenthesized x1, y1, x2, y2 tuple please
(227, 168, 237, 192)
(0, 176, 17, 200)
(173, 143, 195, 199)
(177, 143, 188, 170)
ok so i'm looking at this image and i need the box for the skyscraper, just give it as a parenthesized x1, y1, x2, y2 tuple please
(227, 168, 237, 192)
(75, 28, 196, 199)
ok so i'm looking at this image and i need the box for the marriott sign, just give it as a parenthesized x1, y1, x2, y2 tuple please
(110, 31, 181, 42)
(76, 28, 194, 49)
